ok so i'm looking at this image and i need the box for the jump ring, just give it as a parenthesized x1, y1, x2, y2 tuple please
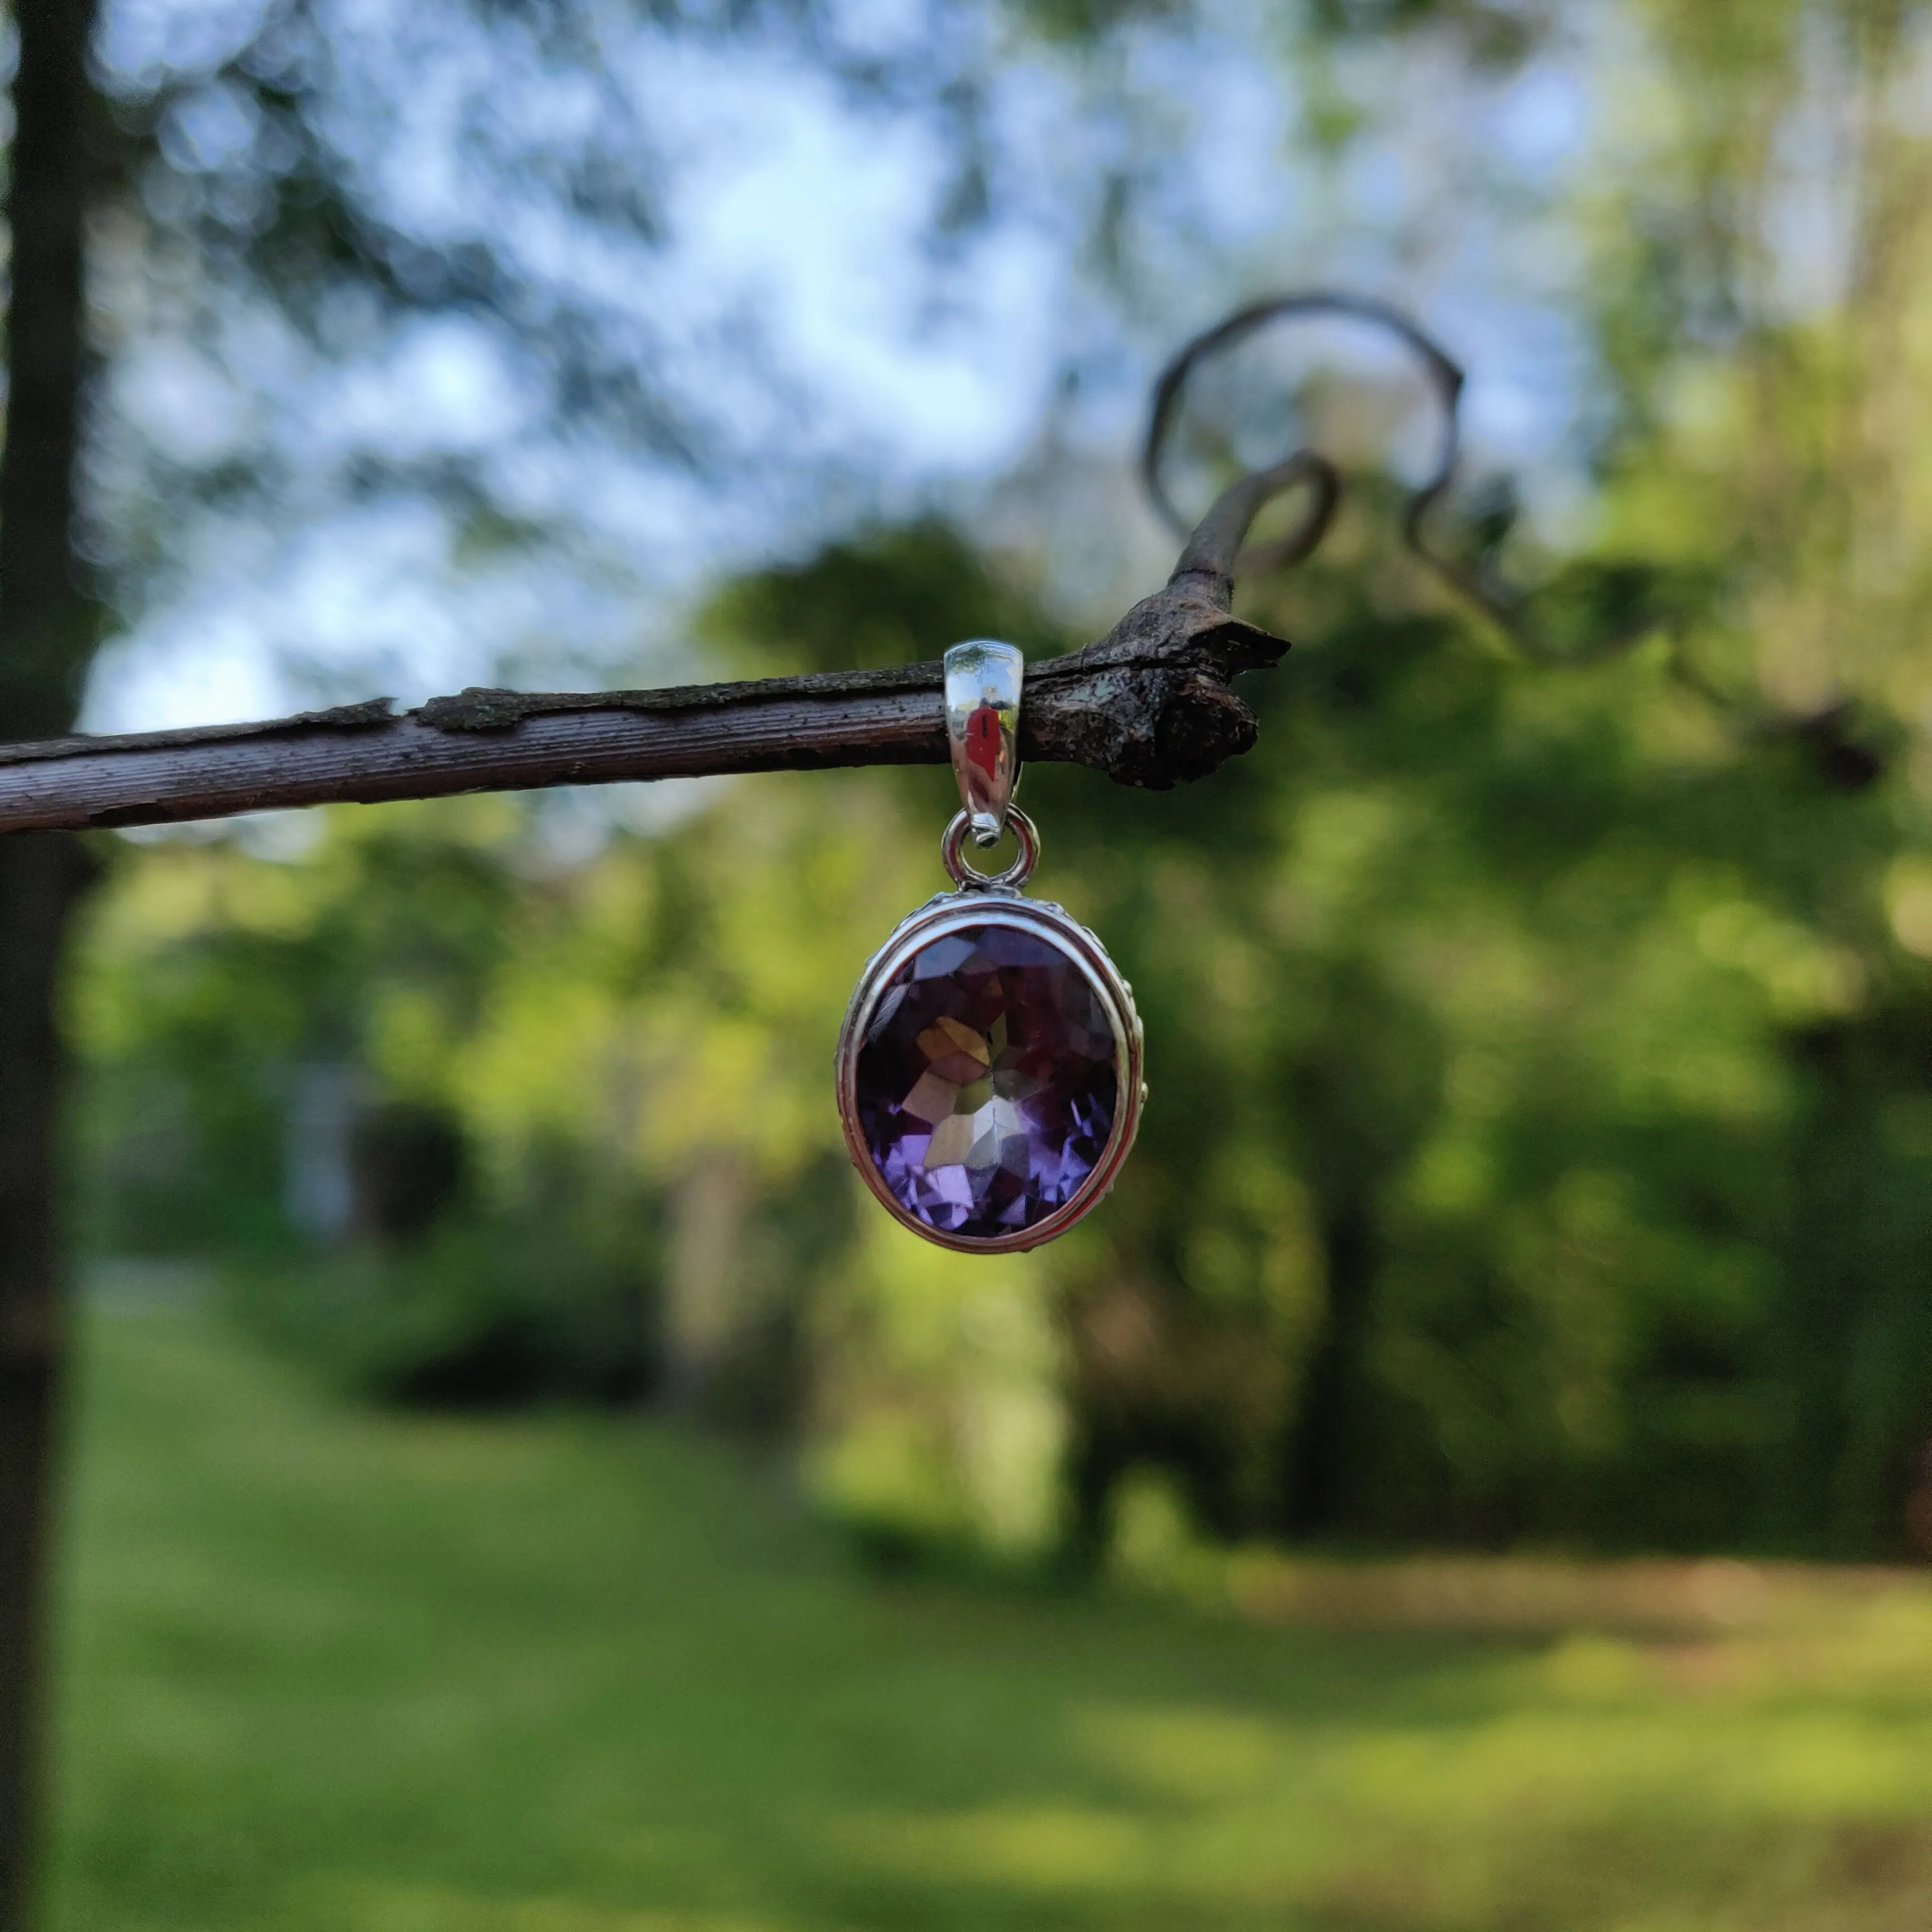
(943, 806, 1039, 891)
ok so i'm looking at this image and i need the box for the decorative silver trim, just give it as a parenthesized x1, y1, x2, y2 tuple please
(835, 886, 1145, 1254)
(943, 639, 1024, 847)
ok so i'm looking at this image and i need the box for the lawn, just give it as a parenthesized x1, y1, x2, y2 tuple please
(46, 1302, 1932, 1931)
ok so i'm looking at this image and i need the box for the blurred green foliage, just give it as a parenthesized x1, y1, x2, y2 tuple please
(69, 0, 1932, 1569)
(70, 515, 1932, 1565)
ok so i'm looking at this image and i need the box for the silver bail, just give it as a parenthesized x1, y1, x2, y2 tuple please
(944, 639, 1024, 848)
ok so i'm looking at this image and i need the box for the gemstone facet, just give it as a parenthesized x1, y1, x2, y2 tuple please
(851, 919, 1121, 1242)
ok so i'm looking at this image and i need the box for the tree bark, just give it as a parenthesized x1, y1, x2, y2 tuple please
(0, 842, 89, 1932)
(0, 573, 1290, 837)
(0, 0, 101, 1924)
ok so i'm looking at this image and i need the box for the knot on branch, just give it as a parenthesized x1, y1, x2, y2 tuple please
(1024, 577, 1286, 790)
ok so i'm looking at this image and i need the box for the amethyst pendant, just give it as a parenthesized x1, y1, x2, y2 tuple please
(836, 806, 1145, 1252)
(836, 641, 1144, 1252)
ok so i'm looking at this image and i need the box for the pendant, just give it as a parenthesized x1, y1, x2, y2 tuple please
(835, 641, 1145, 1252)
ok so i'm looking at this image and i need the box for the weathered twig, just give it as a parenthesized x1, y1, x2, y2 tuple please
(26, 288, 1699, 842)
(1143, 291, 1884, 783)
(0, 471, 1298, 836)
(1144, 289, 1668, 668)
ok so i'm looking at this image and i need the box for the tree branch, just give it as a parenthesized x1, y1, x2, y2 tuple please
(0, 490, 1294, 836)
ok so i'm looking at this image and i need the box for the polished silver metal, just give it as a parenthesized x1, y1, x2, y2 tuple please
(834, 882, 1145, 1256)
(944, 639, 1024, 846)
(941, 805, 1039, 893)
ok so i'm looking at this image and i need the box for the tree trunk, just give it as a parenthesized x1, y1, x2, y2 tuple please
(1, 0, 102, 1923)
(0, 842, 89, 1932)
(662, 1155, 753, 1410)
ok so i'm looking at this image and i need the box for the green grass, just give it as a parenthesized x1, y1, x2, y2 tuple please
(48, 1304, 1932, 1931)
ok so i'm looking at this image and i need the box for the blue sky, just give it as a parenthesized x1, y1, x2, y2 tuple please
(82, 0, 1602, 738)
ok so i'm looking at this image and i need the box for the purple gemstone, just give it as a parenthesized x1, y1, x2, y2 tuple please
(854, 921, 1120, 1240)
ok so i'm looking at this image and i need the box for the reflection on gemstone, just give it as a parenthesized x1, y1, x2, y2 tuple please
(854, 921, 1120, 1240)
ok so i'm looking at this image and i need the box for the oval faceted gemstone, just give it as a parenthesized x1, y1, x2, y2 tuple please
(854, 921, 1120, 1240)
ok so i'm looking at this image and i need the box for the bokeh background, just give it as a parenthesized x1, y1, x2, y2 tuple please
(39, 0, 1932, 1925)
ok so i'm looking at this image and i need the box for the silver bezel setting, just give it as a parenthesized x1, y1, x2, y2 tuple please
(835, 885, 1146, 1254)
